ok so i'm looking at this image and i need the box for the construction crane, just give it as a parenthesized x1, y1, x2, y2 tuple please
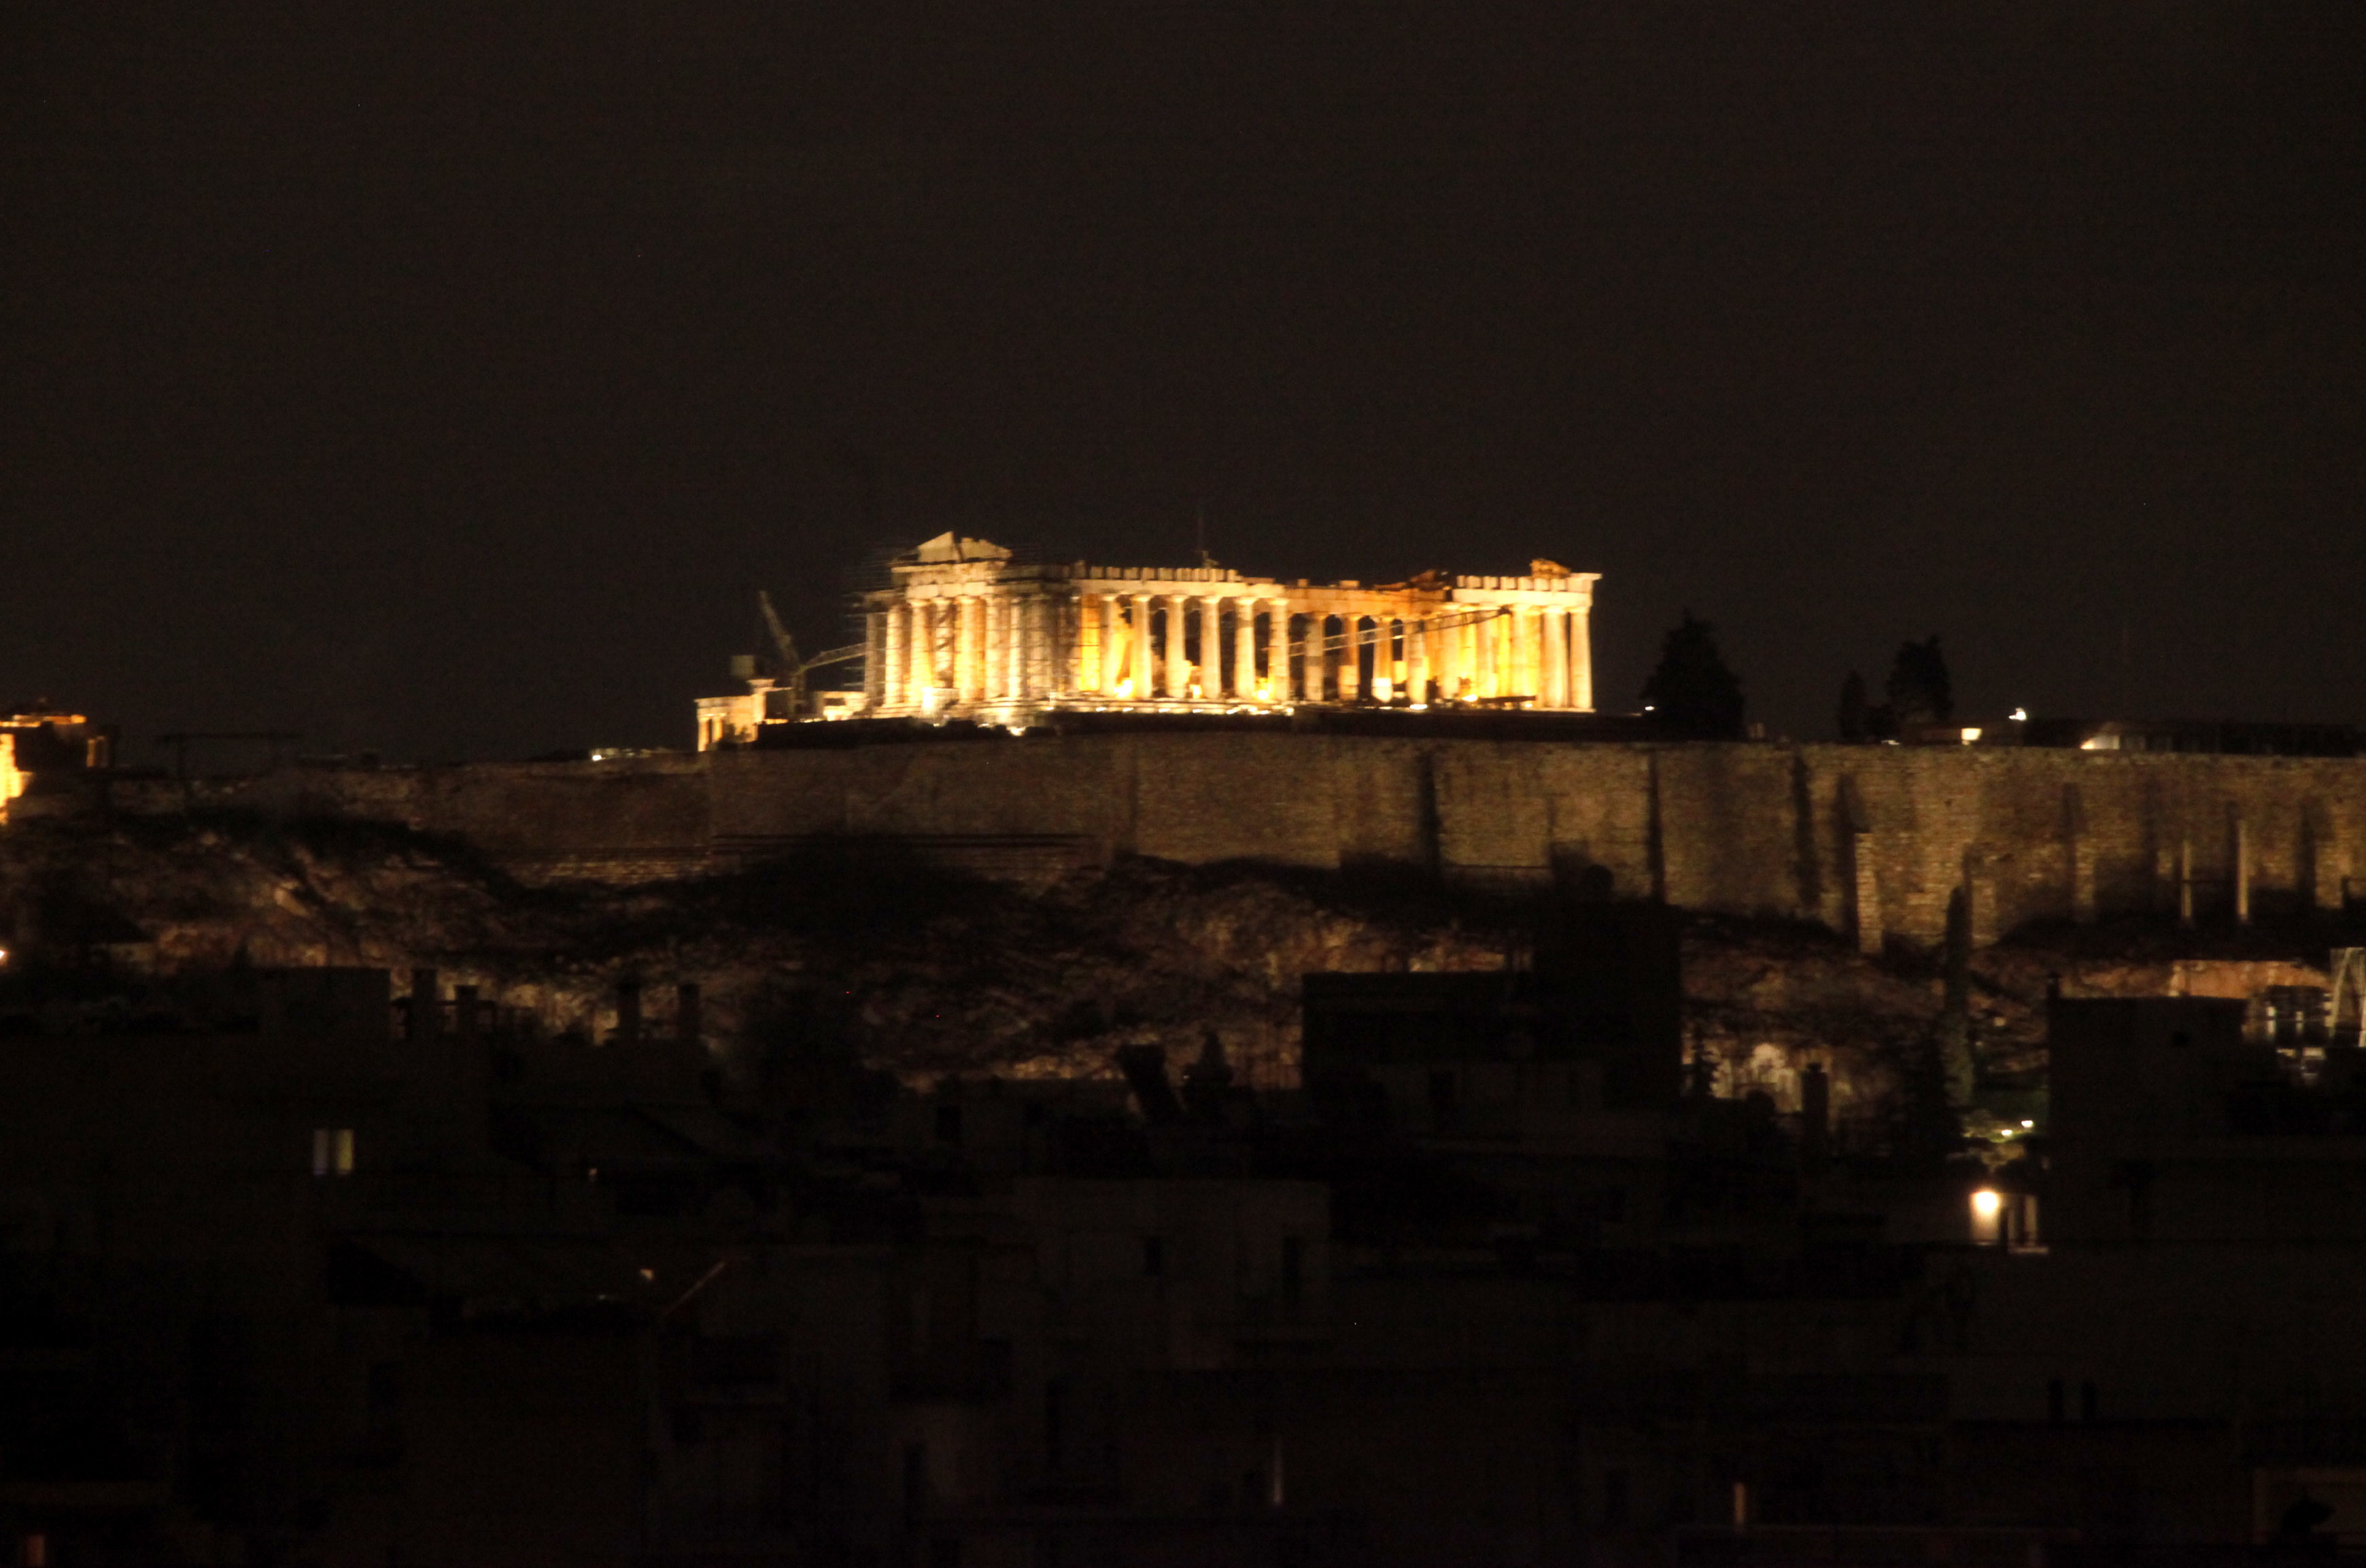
(756, 591, 864, 717)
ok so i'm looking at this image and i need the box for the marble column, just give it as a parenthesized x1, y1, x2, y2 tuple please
(1171, 597, 1197, 698)
(901, 602, 921, 708)
(1008, 595, 1025, 699)
(1128, 593, 1152, 699)
(1190, 596, 1212, 698)
(1232, 599, 1255, 698)
(937, 598, 965, 699)
(940, 597, 959, 701)
(1408, 616, 1431, 704)
(1264, 602, 1287, 703)
(1156, 595, 1177, 697)
(1008, 595, 1027, 699)
(1474, 613, 1496, 699)
(1037, 593, 1057, 700)
(980, 596, 1002, 701)
(972, 597, 991, 702)
(1570, 607, 1593, 710)
(1095, 595, 1121, 695)
(989, 595, 1010, 700)
(905, 600, 926, 705)
(863, 608, 886, 708)
(882, 604, 907, 708)
(1021, 595, 1036, 699)
(1301, 611, 1326, 701)
(976, 596, 996, 701)
(1542, 609, 1567, 708)
(938, 597, 957, 701)
(1150, 596, 1173, 699)
(1099, 593, 1121, 695)
(1048, 594, 1074, 697)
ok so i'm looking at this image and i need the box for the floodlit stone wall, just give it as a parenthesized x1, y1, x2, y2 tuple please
(124, 737, 2366, 947)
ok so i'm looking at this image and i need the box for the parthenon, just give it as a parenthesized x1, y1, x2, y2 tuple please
(698, 534, 1598, 742)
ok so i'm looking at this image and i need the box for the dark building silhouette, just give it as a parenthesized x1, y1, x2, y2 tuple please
(10, 945, 2366, 1563)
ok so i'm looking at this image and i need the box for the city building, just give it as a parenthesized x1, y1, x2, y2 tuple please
(0, 708, 112, 823)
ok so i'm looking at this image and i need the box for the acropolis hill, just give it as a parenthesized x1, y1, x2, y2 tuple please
(9, 527, 2366, 1117)
(8, 532, 2363, 960)
(75, 729, 2366, 954)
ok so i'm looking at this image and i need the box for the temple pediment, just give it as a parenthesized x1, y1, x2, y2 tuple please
(910, 532, 1013, 564)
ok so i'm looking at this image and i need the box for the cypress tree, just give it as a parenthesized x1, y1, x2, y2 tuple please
(1838, 670, 1872, 742)
(1885, 635, 1954, 729)
(1641, 612, 1746, 740)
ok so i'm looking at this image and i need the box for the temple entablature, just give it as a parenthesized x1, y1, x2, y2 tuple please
(700, 534, 1599, 742)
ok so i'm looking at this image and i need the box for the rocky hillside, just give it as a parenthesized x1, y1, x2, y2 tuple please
(0, 812, 2348, 1128)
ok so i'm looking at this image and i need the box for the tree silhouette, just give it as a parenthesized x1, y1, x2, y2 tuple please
(1885, 636, 1953, 730)
(1641, 612, 1746, 739)
(1837, 670, 1872, 742)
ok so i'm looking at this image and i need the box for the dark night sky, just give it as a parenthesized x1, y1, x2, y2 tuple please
(5, 3, 2361, 761)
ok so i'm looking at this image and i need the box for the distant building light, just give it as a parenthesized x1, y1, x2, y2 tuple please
(2010, 708, 2029, 722)
(1970, 1187, 2004, 1245)
(2021, 1119, 2036, 1129)
(311, 1128, 355, 1178)
(1960, 727, 1983, 744)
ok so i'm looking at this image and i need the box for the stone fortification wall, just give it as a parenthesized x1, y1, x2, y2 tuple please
(698, 735, 2366, 944)
(106, 754, 714, 882)
(117, 737, 2366, 947)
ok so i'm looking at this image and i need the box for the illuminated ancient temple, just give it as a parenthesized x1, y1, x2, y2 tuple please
(699, 533, 1598, 742)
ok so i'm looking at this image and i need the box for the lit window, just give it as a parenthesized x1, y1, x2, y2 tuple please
(1970, 1187, 2002, 1244)
(311, 1128, 356, 1178)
